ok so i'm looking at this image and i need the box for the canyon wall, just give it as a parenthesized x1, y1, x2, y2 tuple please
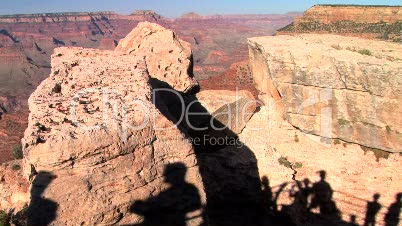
(248, 34, 402, 153)
(295, 5, 402, 24)
(0, 11, 295, 162)
(278, 5, 402, 42)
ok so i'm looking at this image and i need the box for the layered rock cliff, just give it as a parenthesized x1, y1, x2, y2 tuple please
(244, 33, 402, 226)
(21, 46, 205, 225)
(0, 23, 207, 226)
(278, 5, 402, 42)
(248, 34, 402, 153)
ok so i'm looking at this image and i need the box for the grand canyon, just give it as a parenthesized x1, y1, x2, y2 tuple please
(0, 3, 401, 226)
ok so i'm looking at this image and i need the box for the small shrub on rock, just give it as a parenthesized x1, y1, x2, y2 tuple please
(358, 49, 372, 56)
(11, 164, 21, 171)
(0, 210, 10, 226)
(12, 144, 23, 160)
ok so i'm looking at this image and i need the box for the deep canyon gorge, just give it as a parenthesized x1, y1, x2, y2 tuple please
(0, 4, 401, 226)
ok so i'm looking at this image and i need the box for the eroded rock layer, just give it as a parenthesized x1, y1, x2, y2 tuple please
(248, 34, 402, 153)
(115, 22, 198, 93)
(19, 47, 205, 225)
(278, 5, 402, 42)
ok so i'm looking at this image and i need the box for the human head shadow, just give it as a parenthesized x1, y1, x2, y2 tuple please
(26, 171, 58, 226)
(129, 163, 202, 226)
(384, 193, 401, 226)
(151, 78, 264, 226)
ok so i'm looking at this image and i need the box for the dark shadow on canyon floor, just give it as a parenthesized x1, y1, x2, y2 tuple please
(363, 193, 381, 226)
(384, 193, 402, 226)
(128, 163, 202, 226)
(150, 79, 264, 226)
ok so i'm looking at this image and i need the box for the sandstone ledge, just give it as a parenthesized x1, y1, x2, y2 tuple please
(248, 34, 402, 152)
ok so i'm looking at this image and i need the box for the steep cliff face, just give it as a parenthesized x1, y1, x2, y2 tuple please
(248, 34, 402, 153)
(0, 22, 215, 224)
(296, 5, 402, 24)
(278, 5, 402, 42)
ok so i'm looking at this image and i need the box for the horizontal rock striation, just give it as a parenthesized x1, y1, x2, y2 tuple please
(278, 5, 402, 42)
(17, 44, 205, 225)
(295, 5, 402, 24)
(248, 34, 402, 153)
(0, 11, 162, 23)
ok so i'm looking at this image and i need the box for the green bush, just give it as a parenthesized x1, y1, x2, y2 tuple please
(294, 134, 300, 143)
(0, 210, 9, 226)
(358, 49, 372, 56)
(12, 144, 23, 160)
(294, 162, 303, 169)
(386, 125, 392, 134)
(333, 139, 341, 145)
(11, 164, 21, 171)
(338, 119, 350, 127)
(278, 157, 292, 169)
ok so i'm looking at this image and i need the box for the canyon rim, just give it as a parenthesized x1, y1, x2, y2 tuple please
(0, 3, 401, 226)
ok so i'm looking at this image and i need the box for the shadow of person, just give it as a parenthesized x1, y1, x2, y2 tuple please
(309, 171, 340, 220)
(288, 178, 312, 223)
(150, 80, 264, 226)
(130, 163, 202, 226)
(261, 176, 287, 214)
(384, 193, 401, 226)
(364, 193, 382, 226)
(27, 171, 58, 226)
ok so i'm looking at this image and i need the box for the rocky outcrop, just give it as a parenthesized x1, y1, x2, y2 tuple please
(115, 22, 199, 93)
(295, 5, 402, 24)
(0, 11, 162, 23)
(196, 90, 256, 134)
(278, 5, 402, 42)
(238, 98, 402, 226)
(17, 46, 206, 225)
(248, 34, 402, 153)
(0, 160, 29, 212)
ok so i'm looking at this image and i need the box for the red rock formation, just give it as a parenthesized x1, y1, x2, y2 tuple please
(278, 5, 402, 42)
(295, 5, 402, 24)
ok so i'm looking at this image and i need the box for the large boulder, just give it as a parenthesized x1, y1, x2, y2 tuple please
(20, 47, 205, 225)
(115, 22, 199, 93)
(195, 90, 256, 134)
(248, 34, 402, 153)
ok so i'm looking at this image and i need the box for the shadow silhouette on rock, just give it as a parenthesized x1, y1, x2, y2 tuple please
(384, 193, 401, 226)
(309, 170, 340, 220)
(364, 193, 382, 226)
(129, 163, 202, 226)
(261, 176, 287, 214)
(151, 79, 264, 226)
(347, 215, 359, 226)
(26, 171, 58, 226)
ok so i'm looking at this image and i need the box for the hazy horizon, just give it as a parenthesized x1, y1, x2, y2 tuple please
(1, 0, 401, 18)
